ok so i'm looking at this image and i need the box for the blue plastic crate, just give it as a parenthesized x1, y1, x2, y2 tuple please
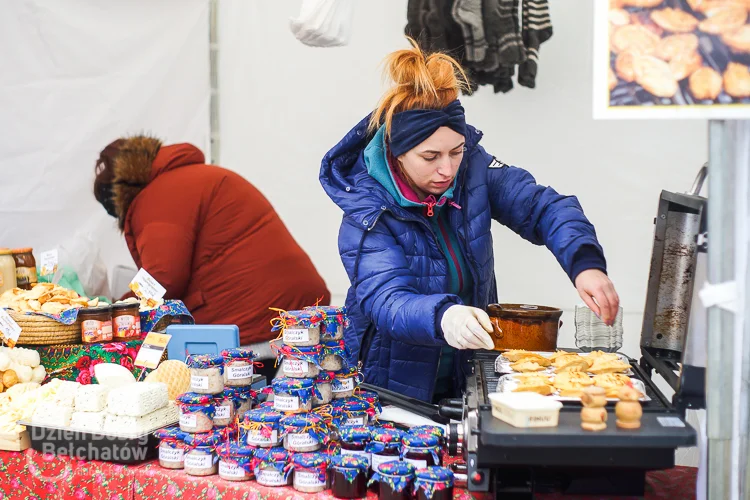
(165, 324, 239, 360)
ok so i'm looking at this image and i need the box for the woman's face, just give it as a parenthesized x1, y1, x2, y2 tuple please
(398, 126, 465, 199)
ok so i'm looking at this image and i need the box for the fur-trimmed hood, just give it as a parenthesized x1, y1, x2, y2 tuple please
(111, 135, 205, 229)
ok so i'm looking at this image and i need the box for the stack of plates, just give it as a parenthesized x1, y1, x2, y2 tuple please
(574, 304, 624, 352)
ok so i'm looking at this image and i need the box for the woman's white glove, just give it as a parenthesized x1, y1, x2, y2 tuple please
(440, 305, 495, 350)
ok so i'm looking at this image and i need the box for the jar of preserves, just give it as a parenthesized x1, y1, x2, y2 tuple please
(367, 428, 404, 472)
(369, 461, 416, 500)
(305, 305, 348, 341)
(0, 249, 17, 294)
(272, 377, 315, 414)
(78, 306, 113, 344)
(272, 342, 323, 379)
(227, 386, 254, 418)
(340, 426, 371, 467)
(216, 442, 254, 482)
(401, 433, 442, 469)
(242, 408, 283, 448)
(320, 339, 347, 371)
(313, 371, 333, 406)
(409, 425, 446, 447)
(330, 455, 369, 499)
(183, 431, 222, 477)
(354, 389, 382, 424)
(292, 452, 330, 493)
(335, 397, 370, 427)
(177, 392, 215, 433)
(414, 467, 454, 500)
(280, 413, 328, 452)
(11, 248, 36, 290)
(154, 427, 188, 470)
(221, 348, 256, 386)
(186, 354, 225, 395)
(332, 367, 361, 399)
(111, 302, 141, 341)
(212, 391, 236, 427)
(273, 309, 325, 347)
(252, 447, 292, 487)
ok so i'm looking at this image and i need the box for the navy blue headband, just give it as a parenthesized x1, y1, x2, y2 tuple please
(388, 100, 467, 157)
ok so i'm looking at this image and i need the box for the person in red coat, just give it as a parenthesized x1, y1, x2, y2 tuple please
(93, 135, 330, 375)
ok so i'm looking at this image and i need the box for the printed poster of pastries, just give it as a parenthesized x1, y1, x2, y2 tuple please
(593, 0, 750, 118)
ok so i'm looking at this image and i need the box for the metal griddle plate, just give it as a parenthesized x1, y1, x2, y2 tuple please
(473, 352, 697, 469)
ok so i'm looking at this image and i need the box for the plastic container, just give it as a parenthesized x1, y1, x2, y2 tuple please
(177, 393, 215, 433)
(314, 371, 334, 406)
(272, 377, 315, 414)
(488, 392, 563, 428)
(274, 309, 325, 347)
(0, 249, 17, 294)
(354, 390, 382, 424)
(369, 461, 416, 500)
(221, 348, 255, 387)
(321, 340, 347, 371)
(332, 367, 361, 399)
(273, 342, 323, 379)
(401, 433, 442, 469)
(212, 391, 236, 427)
(252, 447, 291, 487)
(154, 427, 188, 470)
(186, 354, 225, 395)
(330, 454, 369, 499)
(414, 467, 454, 500)
(79, 306, 113, 344)
(280, 413, 328, 452)
(368, 428, 404, 472)
(242, 408, 283, 448)
(337, 398, 370, 427)
(292, 452, 330, 493)
(216, 442, 254, 482)
(111, 302, 141, 341)
(340, 426, 371, 467)
(574, 304, 624, 353)
(183, 431, 222, 477)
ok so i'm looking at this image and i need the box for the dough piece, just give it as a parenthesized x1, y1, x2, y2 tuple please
(722, 24, 750, 54)
(669, 50, 703, 80)
(690, 67, 723, 99)
(724, 62, 750, 98)
(611, 25, 660, 55)
(650, 8, 699, 32)
(698, 4, 747, 35)
(634, 56, 680, 97)
(609, 67, 618, 91)
(616, 50, 639, 82)
(511, 360, 546, 373)
(656, 33, 700, 61)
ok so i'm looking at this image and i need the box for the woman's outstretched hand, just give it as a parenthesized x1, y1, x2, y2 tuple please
(575, 269, 620, 326)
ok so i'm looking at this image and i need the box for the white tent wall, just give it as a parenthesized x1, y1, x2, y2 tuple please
(218, 0, 707, 359)
(0, 0, 211, 294)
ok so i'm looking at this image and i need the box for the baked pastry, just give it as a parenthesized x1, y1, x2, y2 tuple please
(593, 373, 632, 391)
(609, 67, 618, 91)
(656, 33, 699, 61)
(723, 25, 750, 54)
(554, 371, 594, 388)
(611, 24, 660, 55)
(553, 354, 589, 368)
(634, 56, 679, 97)
(556, 359, 591, 373)
(503, 351, 551, 366)
(502, 350, 531, 362)
(588, 358, 631, 375)
(615, 50, 639, 82)
(512, 382, 554, 396)
(689, 67, 723, 100)
(650, 8, 699, 32)
(511, 360, 546, 373)
(698, 4, 747, 35)
(724, 62, 750, 98)
(669, 50, 703, 81)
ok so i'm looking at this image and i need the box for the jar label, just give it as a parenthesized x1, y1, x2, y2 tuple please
(283, 359, 309, 376)
(295, 470, 326, 487)
(227, 364, 254, 380)
(114, 314, 140, 338)
(283, 328, 310, 343)
(191, 375, 209, 390)
(219, 461, 246, 478)
(341, 449, 371, 467)
(15, 266, 37, 288)
(159, 446, 184, 463)
(345, 416, 367, 427)
(274, 395, 300, 412)
(247, 429, 278, 446)
(256, 469, 287, 486)
(371, 453, 399, 472)
(214, 405, 231, 420)
(404, 457, 428, 470)
(180, 414, 197, 428)
(82, 319, 113, 343)
(332, 377, 355, 393)
(288, 432, 318, 448)
(184, 453, 213, 470)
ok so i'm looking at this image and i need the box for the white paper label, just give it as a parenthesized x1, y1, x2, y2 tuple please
(0, 309, 22, 347)
(404, 458, 428, 469)
(295, 470, 326, 487)
(184, 453, 213, 470)
(288, 432, 318, 449)
(215, 405, 231, 420)
(345, 416, 367, 427)
(283, 328, 310, 343)
(220, 461, 247, 478)
(180, 414, 197, 428)
(191, 375, 209, 390)
(40, 249, 59, 277)
(332, 377, 355, 393)
(371, 453, 399, 472)
(274, 395, 300, 412)
(283, 359, 310, 376)
(159, 447, 184, 463)
(341, 449, 371, 467)
(247, 429, 278, 446)
(129, 268, 167, 300)
(227, 364, 254, 380)
(657, 416, 686, 428)
(256, 469, 287, 486)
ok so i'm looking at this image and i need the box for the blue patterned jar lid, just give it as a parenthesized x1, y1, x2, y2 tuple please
(216, 442, 254, 458)
(340, 426, 371, 444)
(378, 461, 416, 476)
(244, 408, 283, 423)
(415, 466, 454, 484)
(403, 432, 440, 448)
(186, 353, 224, 368)
(330, 454, 369, 472)
(292, 452, 330, 468)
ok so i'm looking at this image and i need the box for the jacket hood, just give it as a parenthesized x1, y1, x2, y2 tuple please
(112, 136, 205, 230)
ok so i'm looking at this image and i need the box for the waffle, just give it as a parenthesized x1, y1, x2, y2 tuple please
(144, 360, 190, 401)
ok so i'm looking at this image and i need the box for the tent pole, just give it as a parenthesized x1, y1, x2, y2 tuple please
(209, 0, 220, 164)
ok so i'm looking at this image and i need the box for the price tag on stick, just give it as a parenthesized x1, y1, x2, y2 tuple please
(0, 309, 22, 348)
(134, 332, 172, 371)
(129, 269, 167, 301)
(40, 249, 59, 277)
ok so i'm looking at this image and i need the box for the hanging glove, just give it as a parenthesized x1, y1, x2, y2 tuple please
(440, 305, 495, 350)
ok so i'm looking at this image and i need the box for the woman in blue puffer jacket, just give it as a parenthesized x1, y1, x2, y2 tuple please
(319, 40, 620, 403)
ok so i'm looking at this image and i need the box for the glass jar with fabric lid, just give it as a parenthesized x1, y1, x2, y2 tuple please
(304, 305, 348, 341)
(154, 427, 188, 469)
(340, 426, 372, 467)
(216, 442, 254, 481)
(353, 389, 382, 424)
(272, 341, 323, 379)
(272, 309, 325, 347)
(177, 392, 216, 433)
(186, 353, 225, 395)
(330, 455, 369, 499)
(321, 339, 347, 371)
(252, 447, 292, 487)
(272, 377, 315, 413)
(332, 367, 361, 399)
(313, 371, 334, 406)
(280, 413, 329, 452)
(292, 452, 330, 493)
(401, 432, 442, 469)
(242, 407, 283, 448)
(221, 348, 256, 387)
(369, 461, 416, 500)
(183, 430, 223, 477)
(414, 466, 454, 500)
(367, 428, 404, 472)
(335, 397, 370, 427)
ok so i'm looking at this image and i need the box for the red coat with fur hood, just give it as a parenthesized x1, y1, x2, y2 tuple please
(110, 136, 330, 344)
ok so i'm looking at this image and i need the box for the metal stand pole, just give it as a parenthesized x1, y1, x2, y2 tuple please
(209, 0, 220, 165)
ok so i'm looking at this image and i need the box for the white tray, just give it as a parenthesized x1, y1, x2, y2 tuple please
(494, 351, 633, 376)
(495, 373, 651, 403)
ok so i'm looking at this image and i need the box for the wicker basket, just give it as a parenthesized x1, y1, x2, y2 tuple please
(9, 310, 81, 346)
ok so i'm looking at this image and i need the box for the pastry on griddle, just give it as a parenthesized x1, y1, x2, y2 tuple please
(615, 50, 639, 82)
(689, 67, 723, 100)
(634, 56, 680, 97)
(724, 62, 750, 98)
(698, 4, 747, 35)
(554, 371, 594, 388)
(656, 34, 699, 61)
(650, 8, 699, 32)
(502, 350, 531, 362)
(556, 359, 591, 373)
(503, 351, 551, 366)
(588, 358, 631, 375)
(593, 373, 631, 389)
(512, 382, 554, 396)
(669, 50, 703, 81)
(585, 351, 620, 363)
(722, 25, 750, 54)
(512, 373, 553, 395)
(511, 360, 547, 373)
(611, 24, 660, 55)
